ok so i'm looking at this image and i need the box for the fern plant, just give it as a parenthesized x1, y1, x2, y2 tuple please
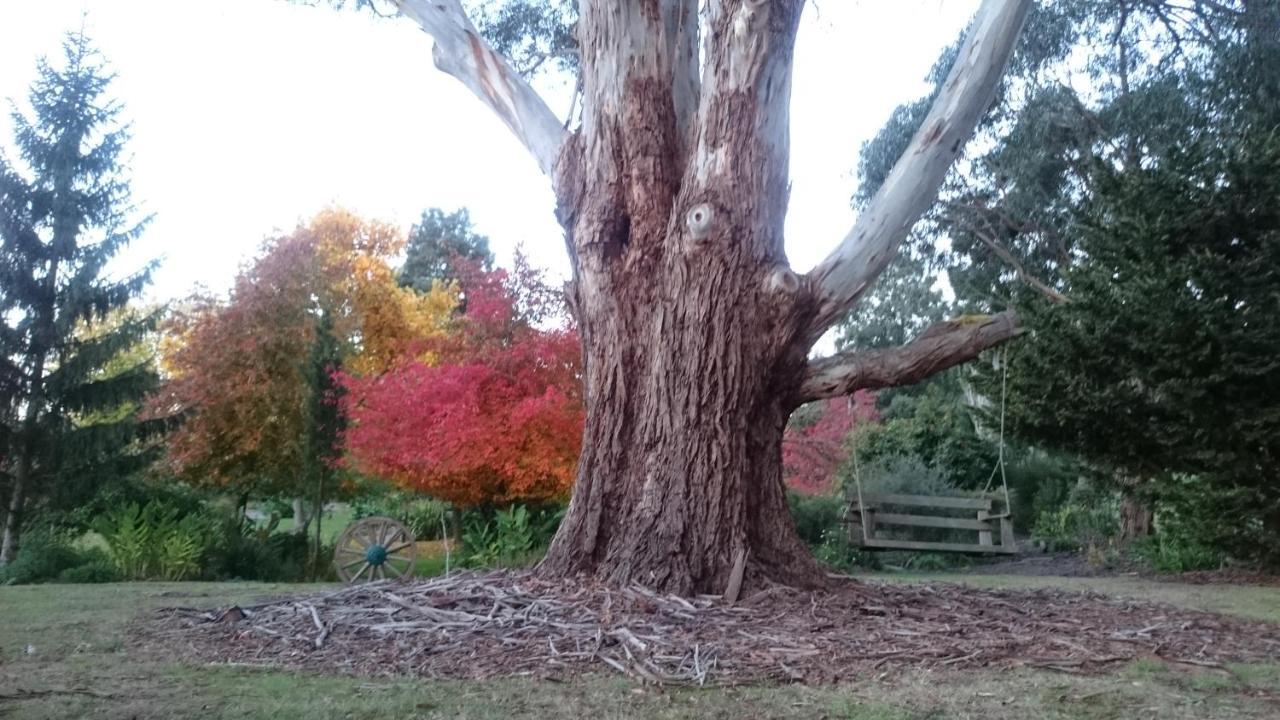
(94, 501, 209, 580)
(156, 515, 205, 580)
(95, 504, 151, 580)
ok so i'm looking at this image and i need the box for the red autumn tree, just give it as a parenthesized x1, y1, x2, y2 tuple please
(782, 393, 878, 496)
(340, 256, 582, 507)
(153, 209, 455, 499)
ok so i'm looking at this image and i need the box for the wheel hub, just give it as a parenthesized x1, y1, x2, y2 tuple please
(364, 543, 389, 566)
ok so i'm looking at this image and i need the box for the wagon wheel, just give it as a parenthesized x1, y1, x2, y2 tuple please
(333, 516, 417, 583)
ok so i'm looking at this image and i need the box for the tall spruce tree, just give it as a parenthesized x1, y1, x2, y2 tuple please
(0, 33, 157, 564)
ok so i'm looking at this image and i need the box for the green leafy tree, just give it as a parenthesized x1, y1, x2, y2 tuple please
(0, 33, 159, 564)
(863, 1, 1280, 558)
(400, 208, 494, 292)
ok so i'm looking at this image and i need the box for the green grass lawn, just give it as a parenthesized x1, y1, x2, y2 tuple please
(869, 572, 1280, 624)
(271, 504, 356, 543)
(1, 577, 1277, 719)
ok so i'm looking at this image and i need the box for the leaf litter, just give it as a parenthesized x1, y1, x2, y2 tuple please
(139, 570, 1280, 685)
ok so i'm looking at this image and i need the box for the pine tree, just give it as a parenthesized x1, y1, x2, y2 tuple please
(0, 33, 157, 564)
(399, 208, 493, 292)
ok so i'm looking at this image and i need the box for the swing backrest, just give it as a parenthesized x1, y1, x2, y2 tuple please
(848, 493, 1016, 554)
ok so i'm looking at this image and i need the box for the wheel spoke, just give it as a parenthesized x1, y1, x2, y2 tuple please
(372, 522, 391, 547)
(384, 541, 413, 555)
(351, 562, 372, 582)
(340, 558, 365, 570)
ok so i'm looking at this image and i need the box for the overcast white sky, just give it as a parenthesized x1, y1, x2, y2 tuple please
(0, 0, 978, 303)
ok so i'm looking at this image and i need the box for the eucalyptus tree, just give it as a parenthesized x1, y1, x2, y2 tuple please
(357, 0, 1031, 593)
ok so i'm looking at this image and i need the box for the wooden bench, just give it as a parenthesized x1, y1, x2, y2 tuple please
(846, 493, 1016, 554)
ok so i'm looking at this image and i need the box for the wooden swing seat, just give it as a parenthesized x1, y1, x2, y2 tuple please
(847, 493, 1017, 554)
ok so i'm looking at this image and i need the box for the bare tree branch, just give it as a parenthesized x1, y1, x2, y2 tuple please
(392, 0, 567, 176)
(797, 311, 1021, 403)
(804, 0, 1031, 339)
(944, 204, 1070, 305)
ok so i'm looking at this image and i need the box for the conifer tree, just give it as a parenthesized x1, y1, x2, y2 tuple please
(0, 33, 157, 564)
(399, 207, 494, 292)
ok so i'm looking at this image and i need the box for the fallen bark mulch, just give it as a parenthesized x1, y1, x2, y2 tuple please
(138, 571, 1280, 685)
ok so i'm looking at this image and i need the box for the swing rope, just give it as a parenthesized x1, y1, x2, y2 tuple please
(849, 395, 870, 544)
(982, 344, 1013, 518)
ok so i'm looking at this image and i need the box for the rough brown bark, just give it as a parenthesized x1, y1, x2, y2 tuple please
(537, 0, 822, 595)
(395, 0, 1030, 595)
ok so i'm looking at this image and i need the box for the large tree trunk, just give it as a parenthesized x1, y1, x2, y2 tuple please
(394, 0, 1029, 594)
(0, 402, 39, 566)
(1119, 488, 1154, 541)
(539, 218, 823, 591)
(0, 475, 24, 565)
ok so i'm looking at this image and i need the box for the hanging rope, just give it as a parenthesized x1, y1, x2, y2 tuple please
(982, 345, 1013, 516)
(849, 395, 870, 544)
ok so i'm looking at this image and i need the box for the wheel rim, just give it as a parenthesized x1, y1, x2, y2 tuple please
(334, 516, 418, 583)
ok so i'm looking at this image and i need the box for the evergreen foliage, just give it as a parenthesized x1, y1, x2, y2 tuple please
(860, 1, 1280, 563)
(0, 33, 159, 564)
(400, 207, 494, 292)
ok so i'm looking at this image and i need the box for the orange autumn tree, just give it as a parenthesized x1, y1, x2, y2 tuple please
(155, 209, 456, 499)
(340, 257, 582, 507)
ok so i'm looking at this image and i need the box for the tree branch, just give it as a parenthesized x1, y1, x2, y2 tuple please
(392, 0, 567, 176)
(944, 204, 1070, 305)
(804, 0, 1031, 339)
(797, 311, 1020, 403)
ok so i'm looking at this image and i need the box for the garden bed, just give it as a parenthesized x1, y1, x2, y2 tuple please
(140, 570, 1280, 685)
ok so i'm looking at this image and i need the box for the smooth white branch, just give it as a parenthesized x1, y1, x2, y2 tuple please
(393, 0, 567, 176)
(797, 311, 1020, 403)
(805, 0, 1031, 337)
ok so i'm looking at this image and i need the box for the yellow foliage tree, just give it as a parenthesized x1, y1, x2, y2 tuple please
(309, 208, 457, 375)
(154, 208, 457, 498)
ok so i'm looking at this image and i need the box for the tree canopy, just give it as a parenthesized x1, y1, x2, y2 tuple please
(341, 257, 582, 508)
(155, 209, 456, 499)
(860, 0, 1280, 559)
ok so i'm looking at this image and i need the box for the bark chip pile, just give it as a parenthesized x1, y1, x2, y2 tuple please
(141, 570, 1280, 684)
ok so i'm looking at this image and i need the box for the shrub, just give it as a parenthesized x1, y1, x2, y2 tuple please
(0, 528, 85, 584)
(1146, 473, 1277, 569)
(851, 454, 957, 498)
(351, 492, 451, 541)
(1130, 489, 1225, 572)
(812, 528, 881, 572)
(1004, 451, 1077, 533)
(459, 504, 563, 568)
(1132, 534, 1222, 573)
(787, 493, 845, 547)
(1030, 481, 1119, 554)
(202, 513, 324, 582)
(94, 501, 210, 580)
(57, 551, 123, 583)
